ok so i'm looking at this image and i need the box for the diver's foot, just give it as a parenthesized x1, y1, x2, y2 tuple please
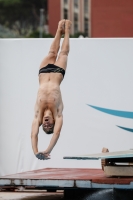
(65, 20, 72, 33)
(57, 19, 65, 35)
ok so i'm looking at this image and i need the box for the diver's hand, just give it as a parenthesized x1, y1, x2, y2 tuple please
(35, 151, 50, 160)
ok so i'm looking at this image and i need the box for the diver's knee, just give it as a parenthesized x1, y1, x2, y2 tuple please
(59, 50, 69, 57)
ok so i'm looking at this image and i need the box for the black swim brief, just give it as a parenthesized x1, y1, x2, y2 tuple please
(39, 64, 65, 78)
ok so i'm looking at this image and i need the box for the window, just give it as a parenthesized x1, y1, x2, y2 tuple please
(74, 13, 78, 33)
(84, 0, 88, 13)
(64, 0, 68, 5)
(64, 8, 68, 19)
(74, 0, 78, 8)
(84, 17, 88, 36)
(74, 13, 78, 21)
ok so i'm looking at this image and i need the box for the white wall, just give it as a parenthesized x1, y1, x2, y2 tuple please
(0, 38, 133, 176)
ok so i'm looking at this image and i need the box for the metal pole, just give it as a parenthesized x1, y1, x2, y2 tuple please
(39, 9, 44, 38)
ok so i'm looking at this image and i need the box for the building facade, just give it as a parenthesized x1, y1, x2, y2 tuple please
(48, 0, 90, 36)
(91, 0, 133, 37)
(48, 0, 133, 37)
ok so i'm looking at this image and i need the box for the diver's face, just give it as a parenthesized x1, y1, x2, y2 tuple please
(42, 109, 55, 133)
(42, 116, 54, 132)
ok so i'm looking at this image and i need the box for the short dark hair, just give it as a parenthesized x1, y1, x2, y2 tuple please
(42, 125, 54, 134)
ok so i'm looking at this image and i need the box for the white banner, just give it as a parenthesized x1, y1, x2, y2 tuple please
(0, 38, 133, 176)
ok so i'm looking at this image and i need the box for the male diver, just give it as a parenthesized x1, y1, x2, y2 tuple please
(31, 20, 72, 160)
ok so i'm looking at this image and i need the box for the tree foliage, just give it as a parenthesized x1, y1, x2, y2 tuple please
(28, 30, 53, 38)
(0, 0, 47, 37)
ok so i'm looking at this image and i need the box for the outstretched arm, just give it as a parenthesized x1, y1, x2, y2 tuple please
(31, 115, 40, 155)
(31, 112, 50, 160)
(36, 115, 63, 160)
(45, 114, 63, 154)
(42, 100, 64, 156)
(36, 101, 63, 160)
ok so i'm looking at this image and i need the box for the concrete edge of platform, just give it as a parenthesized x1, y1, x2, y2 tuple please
(1, 179, 133, 189)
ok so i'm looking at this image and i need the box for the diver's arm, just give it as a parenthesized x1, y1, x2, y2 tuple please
(31, 117, 40, 154)
(45, 114, 63, 153)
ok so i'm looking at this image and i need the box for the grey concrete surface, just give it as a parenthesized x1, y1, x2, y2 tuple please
(0, 191, 63, 200)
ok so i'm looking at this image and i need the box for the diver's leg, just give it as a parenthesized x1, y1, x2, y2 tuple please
(39, 19, 65, 69)
(54, 20, 72, 70)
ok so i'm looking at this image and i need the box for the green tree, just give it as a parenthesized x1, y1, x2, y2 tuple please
(28, 30, 53, 38)
(70, 32, 88, 38)
(0, 0, 47, 37)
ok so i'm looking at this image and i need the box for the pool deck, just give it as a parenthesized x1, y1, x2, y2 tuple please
(1, 168, 133, 190)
